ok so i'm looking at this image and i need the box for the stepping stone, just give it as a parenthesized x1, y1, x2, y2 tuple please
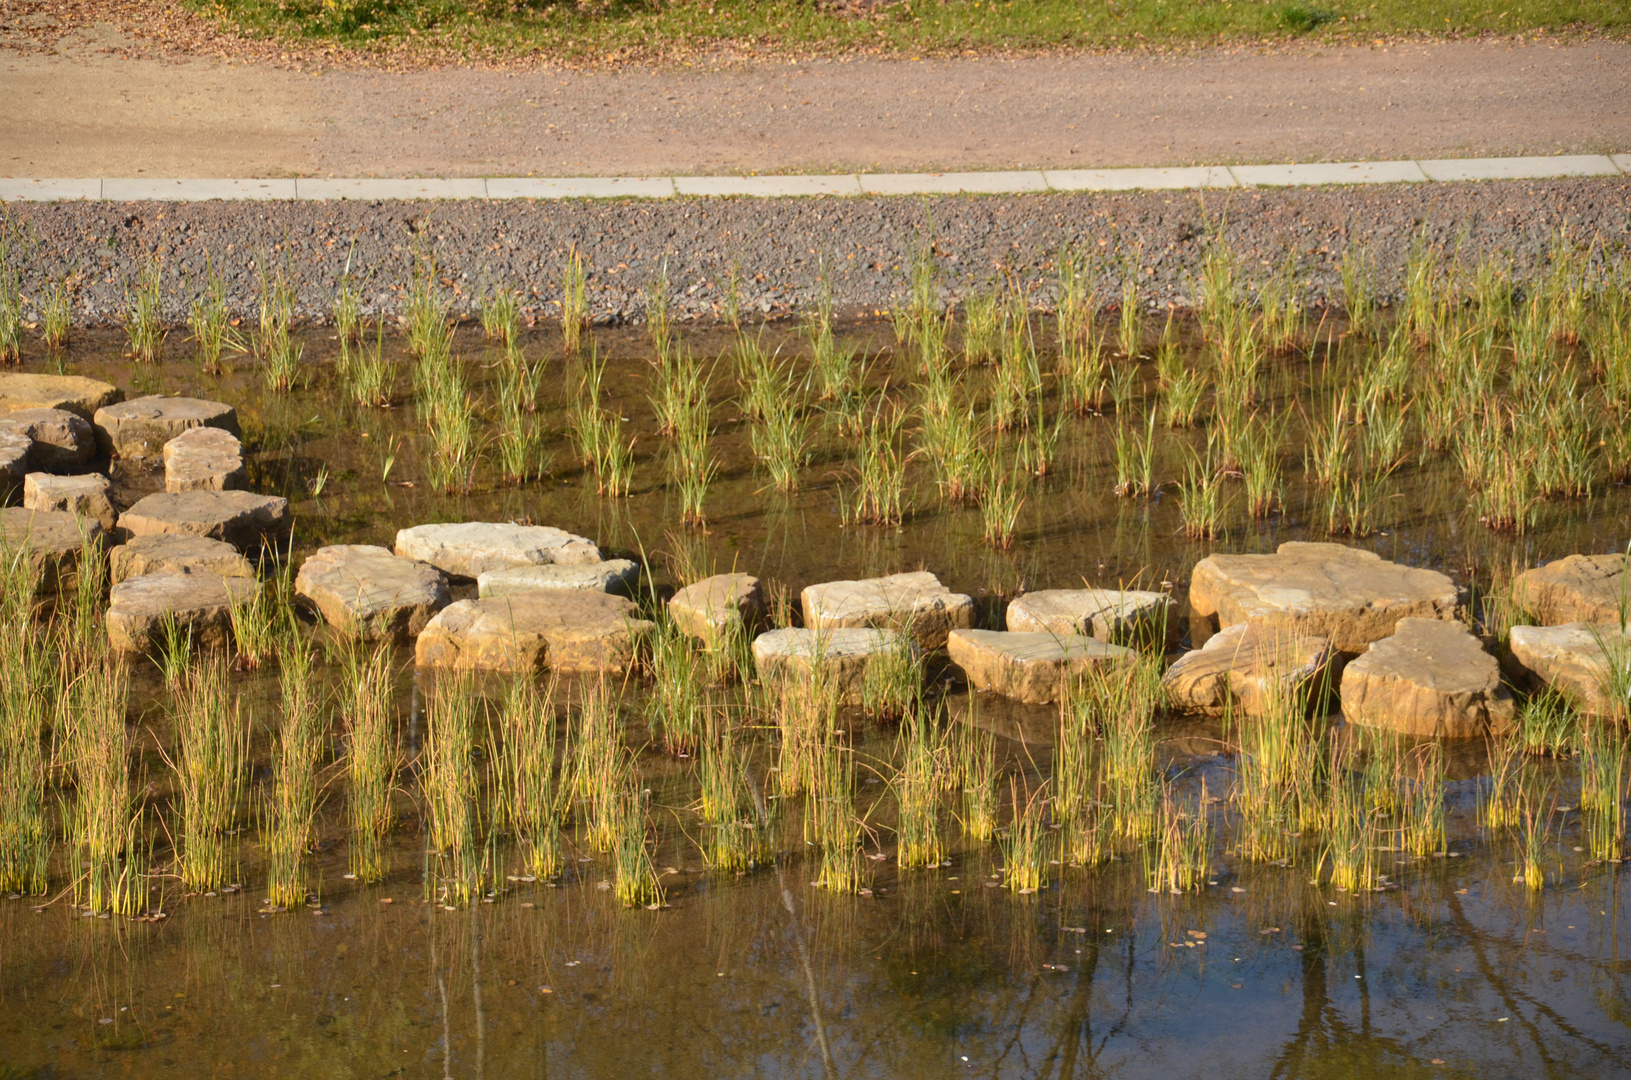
(1341, 618, 1515, 737)
(395, 521, 601, 580)
(800, 570, 974, 649)
(750, 627, 914, 705)
(118, 490, 291, 551)
(0, 507, 103, 591)
(415, 590, 653, 673)
(296, 544, 451, 640)
(163, 427, 247, 493)
(105, 572, 260, 653)
(668, 572, 764, 645)
(22, 472, 117, 531)
(109, 534, 255, 584)
(1188, 541, 1461, 654)
(93, 395, 239, 460)
(947, 629, 1137, 705)
(1163, 623, 1334, 717)
(0, 373, 121, 419)
(1513, 553, 1631, 627)
(0, 430, 29, 498)
(1006, 587, 1178, 647)
(1508, 623, 1631, 716)
(0, 408, 95, 472)
(477, 559, 639, 599)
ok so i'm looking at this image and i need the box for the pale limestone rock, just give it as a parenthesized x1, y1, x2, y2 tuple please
(668, 573, 763, 645)
(106, 572, 260, 653)
(1341, 618, 1514, 737)
(800, 570, 973, 649)
(750, 627, 912, 706)
(947, 629, 1136, 705)
(477, 559, 638, 599)
(0, 373, 121, 419)
(1162, 622, 1333, 717)
(1188, 541, 1461, 653)
(93, 395, 239, 460)
(0, 408, 95, 472)
(163, 426, 247, 493)
(0, 506, 102, 592)
(109, 534, 254, 585)
(394, 521, 600, 580)
(118, 490, 290, 551)
(22, 472, 117, 531)
(1513, 554, 1631, 627)
(296, 544, 451, 641)
(1006, 587, 1177, 646)
(1508, 623, 1631, 716)
(415, 590, 652, 674)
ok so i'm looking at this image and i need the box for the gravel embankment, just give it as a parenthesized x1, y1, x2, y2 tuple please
(4, 179, 1628, 326)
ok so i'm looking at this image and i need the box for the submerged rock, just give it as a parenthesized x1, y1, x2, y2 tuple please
(415, 590, 652, 673)
(477, 559, 638, 599)
(0, 408, 96, 472)
(801, 570, 974, 649)
(163, 426, 247, 493)
(394, 521, 601, 579)
(22, 472, 117, 531)
(1341, 618, 1514, 737)
(750, 626, 914, 705)
(1188, 541, 1461, 653)
(0, 506, 102, 591)
(1513, 553, 1631, 627)
(1005, 587, 1177, 647)
(109, 534, 255, 584)
(106, 572, 260, 653)
(93, 395, 240, 460)
(296, 544, 452, 640)
(118, 490, 291, 551)
(0, 373, 122, 419)
(947, 629, 1136, 705)
(668, 573, 763, 645)
(1508, 623, 1631, 716)
(1163, 622, 1333, 717)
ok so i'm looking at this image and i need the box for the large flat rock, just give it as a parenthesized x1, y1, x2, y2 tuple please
(22, 472, 117, 531)
(106, 571, 260, 653)
(119, 490, 290, 551)
(1508, 623, 1630, 716)
(163, 426, 247, 493)
(1163, 622, 1333, 717)
(0, 373, 121, 419)
(800, 570, 974, 649)
(109, 534, 255, 585)
(1188, 541, 1461, 654)
(1005, 587, 1177, 646)
(750, 626, 913, 705)
(0, 408, 95, 472)
(395, 521, 601, 580)
(93, 395, 239, 460)
(668, 572, 763, 645)
(296, 544, 451, 640)
(0, 506, 102, 591)
(415, 590, 652, 673)
(1514, 554, 1631, 627)
(948, 629, 1136, 705)
(1341, 618, 1514, 737)
(0, 430, 29, 498)
(476, 559, 638, 599)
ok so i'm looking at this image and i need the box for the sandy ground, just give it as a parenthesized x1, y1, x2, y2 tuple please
(0, 23, 1626, 177)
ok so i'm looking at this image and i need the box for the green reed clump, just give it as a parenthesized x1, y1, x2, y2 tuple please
(41, 278, 73, 350)
(954, 713, 1000, 843)
(264, 633, 326, 910)
(1232, 677, 1318, 865)
(0, 240, 20, 362)
(170, 660, 248, 893)
(1321, 740, 1379, 893)
(978, 450, 1027, 550)
(570, 677, 627, 852)
(962, 286, 1002, 365)
(998, 779, 1049, 893)
(256, 263, 302, 391)
(990, 302, 1043, 431)
(561, 245, 588, 354)
(1237, 409, 1288, 519)
(229, 583, 281, 671)
(424, 671, 487, 907)
(669, 374, 717, 526)
(1085, 657, 1164, 843)
(861, 631, 920, 721)
(1111, 407, 1158, 498)
(496, 343, 550, 484)
(0, 619, 51, 894)
(569, 350, 635, 496)
(613, 786, 664, 907)
(645, 264, 674, 359)
(1177, 433, 1231, 540)
(1146, 781, 1211, 893)
(773, 656, 841, 798)
(1397, 742, 1447, 857)
(1516, 690, 1578, 756)
(1515, 786, 1552, 892)
(807, 739, 864, 893)
(646, 618, 708, 755)
(842, 395, 908, 526)
(1054, 678, 1107, 866)
(188, 262, 234, 374)
(340, 321, 395, 408)
(405, 264, 453, 360)
(65, 658, 144, 914)
(495, 676, 561, 881)
(421, 351, 477, 494)
(124, 262, 166, 363)
(894, 710, 946, 869)
(1341, 244, 1376, 336)
(1578, 722, 1626, 863)
(697, 727, 772, 873)
(746, 354, 811, 494)
(342, 641, 398, 884)
(480, 284, 521, 347)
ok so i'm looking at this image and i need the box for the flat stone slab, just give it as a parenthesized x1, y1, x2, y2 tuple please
(93, 396, 239, 460)
(415, 590, 652, 673)
(1188, 541, 1461, 653)
(668, 572, 763, 645)
(106, 572, 260, 653)
(395, 521, 601, 580)
(1514, 554, 1631, 627)
(947, 629, 1137, 705)
(800, 570, 974, 649)
(1508, 623, 1631, 716)
(751, 627, 913, 706)
(118, 490, 291, 551)
(0, 506, 102, 590)
(22, 472, 117, 531)
(109, 534, 255, 584)
(0, 373, 121, 419)
(163, 426, 247, 493)
(1341, 618, 1515, 737)
(0, 430, 29, 496)
(0, 408, 95, 472)
(1005, 587, 1177, 646)
(296, 544, 451, 640)
(1163, 623, 1334, 717)
(477, 559, 638, 599)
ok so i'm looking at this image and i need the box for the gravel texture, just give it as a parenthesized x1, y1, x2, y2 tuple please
(5, 179, 1628, 327)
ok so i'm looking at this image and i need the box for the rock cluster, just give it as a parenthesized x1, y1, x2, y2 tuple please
(801, 570, 973, 649)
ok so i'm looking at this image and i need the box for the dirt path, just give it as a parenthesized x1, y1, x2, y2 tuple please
(0, 21, 1626, 178)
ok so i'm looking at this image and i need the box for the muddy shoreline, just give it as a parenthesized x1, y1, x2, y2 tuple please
(3, 178, 1628, 326)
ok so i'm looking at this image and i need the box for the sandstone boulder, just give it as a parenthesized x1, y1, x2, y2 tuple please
(106, 572, 260, 653)
(1006, 587, 1177, 647)
(163, 426, 247, 493)
(0, 408, 95, 472)
(22, 472, 117, 531)
(1508, 623, 1631, 716)
(801, 570, 973, 649)
(395, 521, 600, 580)
(1188, 542, 1461, 653)
(0, 507, 102, 591)
(0, 373, 121, 419)
(1513, 554, 1631, 627)
(415, 590, 652, 673)
(1163, 623, 1333, 717)
(668, 573, 763, 645)
(93, 396, 239, 460)
(1341, 618, 1514, 737)
(947, 629, 1137, 705)
(0, 430, 29, 498)
(750, 627, 912, 705)
(109, 534, 255, 584)
(296, 544, 451, 640)
(119, 490, 290, 551)
(477, 559, 638, 599)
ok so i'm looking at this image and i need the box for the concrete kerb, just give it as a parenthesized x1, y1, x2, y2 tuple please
(1417, 155, 1621, 181)
(0, 179, 102, 201)
(674, 174, 863, 197)
(1045, 166, 1235, 191)
(860, 171, 1050, 195)
(487, 176, 677, 199)
(102, 178, 299, 201)
(1230, 160, 1428, 186)
(294, 178, 489, 200)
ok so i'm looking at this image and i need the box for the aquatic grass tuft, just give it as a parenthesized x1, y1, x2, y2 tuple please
(124, 262, 166, 363)
(997, 779, 1049, 893)
(169, 659, 249, 893)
